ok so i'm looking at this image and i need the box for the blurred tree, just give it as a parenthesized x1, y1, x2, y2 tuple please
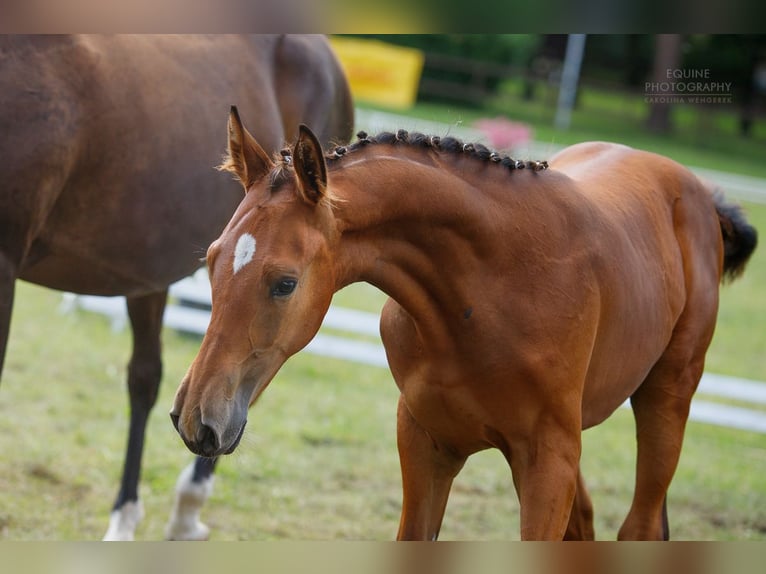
(578, 35, 653, 87)
(624, 35, 654, 87)
(646, 34, 682, 134)
(683, 35, 766, 137)
(523, 34, 566, 102)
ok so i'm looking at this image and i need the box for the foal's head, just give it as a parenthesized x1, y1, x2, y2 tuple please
(170, 107, 337, 457)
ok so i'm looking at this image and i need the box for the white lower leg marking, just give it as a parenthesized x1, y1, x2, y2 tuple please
(164, 461, 215, 540)
(233, 233, 256, 274)
(103, 499, 144, 541)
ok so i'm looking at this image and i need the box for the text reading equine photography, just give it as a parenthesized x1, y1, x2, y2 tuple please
(645, 69, 733, 104)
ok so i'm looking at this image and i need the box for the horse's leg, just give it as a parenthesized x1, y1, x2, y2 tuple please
(0, 253, 16, 379)
(165, 456, 218, 540)
(616, 188, 724, 541)
(103, 290, 167, 541)
(563, 467, 595, 540)
(617, 356, 704, 540)
(395, 396, 466, 541)
(617, 248, 717, 542)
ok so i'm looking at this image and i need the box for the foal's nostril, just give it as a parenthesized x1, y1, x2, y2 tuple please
(169, 412, 181, 433)
(197, 423, 220, 457)
(169, 411, 221, 456)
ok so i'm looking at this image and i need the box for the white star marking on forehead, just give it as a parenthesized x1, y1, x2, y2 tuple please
(232, 233, 256, 274)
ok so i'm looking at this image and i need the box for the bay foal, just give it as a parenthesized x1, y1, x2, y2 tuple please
(171, 110, 756, 539)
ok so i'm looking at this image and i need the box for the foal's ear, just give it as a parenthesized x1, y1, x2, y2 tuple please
(219, 106, 273, 191)
(293, 124, 328, 205)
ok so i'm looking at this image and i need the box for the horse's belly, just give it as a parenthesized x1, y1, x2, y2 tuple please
(580, 287, 685, 428)
(23, 224, 219, 296)
(18, 168, 241, 296)
(580, 365, 653, 429)
(19, 254, 178, 296)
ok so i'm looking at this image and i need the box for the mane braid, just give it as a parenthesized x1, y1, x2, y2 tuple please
(267, 149, 294, 192)
(274, 131, 549, 175)
(319, 130, 549, 173)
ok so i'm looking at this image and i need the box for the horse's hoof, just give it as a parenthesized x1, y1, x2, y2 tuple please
(103, 500, 144, 541)
(164, 461, 215, 540)
(165, 521, 211, 541)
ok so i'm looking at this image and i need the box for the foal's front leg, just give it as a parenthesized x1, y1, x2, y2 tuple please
(395, 396, 466, 541)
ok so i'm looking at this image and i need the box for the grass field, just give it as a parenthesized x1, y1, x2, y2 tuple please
(1, 92, 765, 540)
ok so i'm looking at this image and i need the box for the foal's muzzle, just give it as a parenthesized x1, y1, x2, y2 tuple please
(169, 408, 247, 458)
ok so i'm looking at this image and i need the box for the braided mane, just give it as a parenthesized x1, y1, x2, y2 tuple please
(278, 129, 549, 174)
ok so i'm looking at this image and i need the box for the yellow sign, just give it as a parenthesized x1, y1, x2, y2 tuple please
(330, 37, 425, 109)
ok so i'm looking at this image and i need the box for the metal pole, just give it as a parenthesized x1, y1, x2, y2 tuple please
(554, 34, 587, 131)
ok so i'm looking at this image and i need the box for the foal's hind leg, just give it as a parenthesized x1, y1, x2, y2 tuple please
(618, 344, 710, 540)
(396, 396, 466, 540)
(103, 290, 167, 541)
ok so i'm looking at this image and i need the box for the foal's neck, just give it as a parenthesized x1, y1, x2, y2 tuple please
(329, 156, 495, 345)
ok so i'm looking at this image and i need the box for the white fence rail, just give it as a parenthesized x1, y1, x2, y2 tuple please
(62, 269, 766, 435)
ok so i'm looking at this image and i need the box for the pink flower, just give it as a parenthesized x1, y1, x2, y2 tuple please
(473, 117, 532, 151)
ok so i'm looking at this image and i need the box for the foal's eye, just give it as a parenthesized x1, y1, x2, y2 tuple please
(271, 278, 298, 298)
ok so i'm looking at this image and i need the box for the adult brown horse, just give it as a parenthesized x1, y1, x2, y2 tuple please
(0, 35, 353, 540)
(170, 109, 757, 540)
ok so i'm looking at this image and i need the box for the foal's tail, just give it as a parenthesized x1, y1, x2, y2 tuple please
(712, 190, 758, 282)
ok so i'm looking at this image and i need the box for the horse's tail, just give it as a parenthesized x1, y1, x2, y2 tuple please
(712, 190, 758, 282)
